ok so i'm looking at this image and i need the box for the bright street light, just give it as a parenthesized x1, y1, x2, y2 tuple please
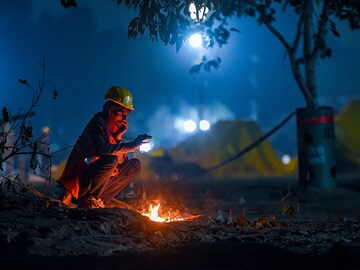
(189, 3, 209, 21)
(189, 33, 202, 48)
(199, 120, 210, 131)
(281, 154, 291, 165)
(184, 119, 197, 132)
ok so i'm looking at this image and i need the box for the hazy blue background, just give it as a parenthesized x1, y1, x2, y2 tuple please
(1, 0, 359, 162)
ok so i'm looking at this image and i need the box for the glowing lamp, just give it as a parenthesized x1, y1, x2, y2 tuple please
(281, 154, 291, 165)
(189, 3, 209, 21)
(42, 126, 50, 134)
(199, 120, 210, 131)
(184, 119, 197, 132)
(189, 33, 202, 48)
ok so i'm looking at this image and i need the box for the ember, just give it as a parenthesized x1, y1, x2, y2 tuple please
(142, 203, 184, 223)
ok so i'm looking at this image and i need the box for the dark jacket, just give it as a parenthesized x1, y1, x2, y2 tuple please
(59, 111, 123, 198)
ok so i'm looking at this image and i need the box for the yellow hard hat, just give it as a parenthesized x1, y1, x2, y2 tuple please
(103, 86, 134, 110)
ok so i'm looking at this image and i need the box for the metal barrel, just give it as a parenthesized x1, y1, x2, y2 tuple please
(296, 106, 337, 188)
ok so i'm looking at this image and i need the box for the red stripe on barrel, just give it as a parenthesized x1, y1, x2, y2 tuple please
(297, 115, 334, 125)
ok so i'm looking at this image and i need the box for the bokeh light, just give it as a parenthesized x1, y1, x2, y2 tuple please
(189, 3, 209, 21)
(189, 33, 202, 48)
(199, 120, 210, 131)
(281, 154, 291, 165)
(184, 119, 197, 132)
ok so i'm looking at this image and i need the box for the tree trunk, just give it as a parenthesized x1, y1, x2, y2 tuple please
(303, 0, 317, 109)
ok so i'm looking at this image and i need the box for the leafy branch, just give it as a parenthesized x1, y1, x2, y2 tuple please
(60, 0, 360, 108)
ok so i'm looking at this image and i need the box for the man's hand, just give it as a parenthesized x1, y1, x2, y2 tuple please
(117, 134, 152, 153)
(114, 120, 128, 141)
(133, 134, 153, 146)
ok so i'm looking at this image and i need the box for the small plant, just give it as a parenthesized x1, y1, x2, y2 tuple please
(0, 56, 58, 183)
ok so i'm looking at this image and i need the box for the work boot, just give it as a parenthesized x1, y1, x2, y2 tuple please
(77, 195, 106, 209)
(59, 189, 76, 208)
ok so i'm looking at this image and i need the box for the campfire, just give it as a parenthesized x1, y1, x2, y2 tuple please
(142, 203, 185, 222)
(133, 185, 202, 223)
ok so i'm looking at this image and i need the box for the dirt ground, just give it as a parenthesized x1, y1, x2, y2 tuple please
(0, 175, 360, 269)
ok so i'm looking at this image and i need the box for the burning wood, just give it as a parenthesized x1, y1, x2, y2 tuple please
(141, 203, 186, 222)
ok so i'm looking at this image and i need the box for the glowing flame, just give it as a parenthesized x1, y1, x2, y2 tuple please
(142, 203, 185, 223)
(143, 203, 165, 222)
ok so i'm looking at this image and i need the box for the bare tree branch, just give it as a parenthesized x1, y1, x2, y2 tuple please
(263, 17, 292, 54)
(262, 18, 311, 106)
(293, 5, 306, 53)
(312, 0, 330, 60)
(0, 57, 62, 182)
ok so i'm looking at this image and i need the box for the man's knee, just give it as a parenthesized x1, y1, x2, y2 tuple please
(128, 158, 141, 174)
(98, 155, 118, 168)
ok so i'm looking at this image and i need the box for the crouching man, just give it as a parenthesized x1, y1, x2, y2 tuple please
(58, 86, 152, 209)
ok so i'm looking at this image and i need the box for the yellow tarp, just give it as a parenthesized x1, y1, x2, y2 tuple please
(168, 120, 297, 178)
(335, 100, 360, 172)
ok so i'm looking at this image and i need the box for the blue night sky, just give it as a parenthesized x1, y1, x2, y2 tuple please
(1, 0, 360, 161)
